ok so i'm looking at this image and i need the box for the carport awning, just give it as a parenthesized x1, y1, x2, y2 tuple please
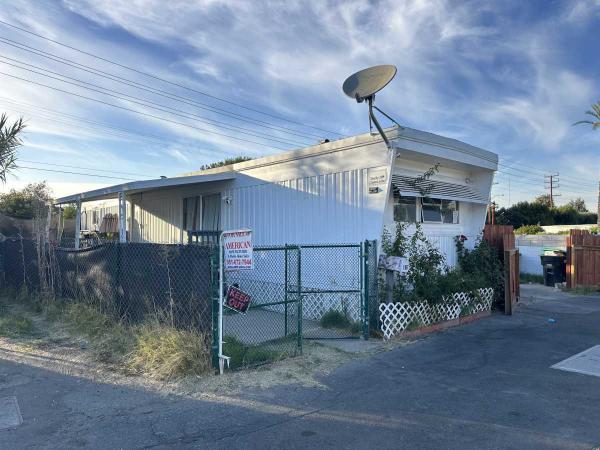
(392, 175, 489, 204)
(55, 172, 236, 204)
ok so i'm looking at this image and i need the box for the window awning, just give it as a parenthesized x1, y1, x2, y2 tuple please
(391, 175, 489, 204)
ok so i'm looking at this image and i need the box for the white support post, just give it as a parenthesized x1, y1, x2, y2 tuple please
(75, 199, 81, 250)
(218, 231, 230, 375)
(118, 191, 127, 243)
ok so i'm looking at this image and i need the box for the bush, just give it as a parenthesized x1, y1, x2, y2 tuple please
(380, 224, 504, 307)
(515, 224, 544, 235)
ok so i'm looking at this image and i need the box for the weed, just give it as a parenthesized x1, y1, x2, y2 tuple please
(223, 336, 280, 369)
(64, 304, 110, 338)
(0, 312, 36, 338)
(320, 310, 350, 329)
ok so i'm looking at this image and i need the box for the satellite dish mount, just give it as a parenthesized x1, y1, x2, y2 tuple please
(343, 65, 400, 149)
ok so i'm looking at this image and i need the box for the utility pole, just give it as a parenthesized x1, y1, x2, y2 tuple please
(544, 173, 560, 207)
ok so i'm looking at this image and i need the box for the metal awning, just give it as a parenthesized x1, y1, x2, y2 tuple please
(391, 174, 489, 204)
(55, 172, 236, 204)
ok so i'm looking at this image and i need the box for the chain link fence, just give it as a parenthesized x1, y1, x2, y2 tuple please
(0, 237, 378, 375)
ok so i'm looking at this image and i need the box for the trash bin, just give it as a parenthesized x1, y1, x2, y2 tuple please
(540, 252, 566, 286)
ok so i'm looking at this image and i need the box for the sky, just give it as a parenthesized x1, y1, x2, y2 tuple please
(0, 0, 599, 208)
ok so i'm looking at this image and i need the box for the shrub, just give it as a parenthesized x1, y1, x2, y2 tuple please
(515, 224, 544, 235)
(380, 224, 504, 307)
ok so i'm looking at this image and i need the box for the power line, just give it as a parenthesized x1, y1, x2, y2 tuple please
(0, 20, 342, 137)
(16, 165, 136, 180)
(0, 70, 295, 151)
(0, 97, 201, 147)
(0, 56, 311, 147)
(0, 37, 329, 142)
(19, 160, 153, 178)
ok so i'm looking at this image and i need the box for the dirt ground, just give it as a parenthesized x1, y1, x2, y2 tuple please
(0, 301, 401, 398)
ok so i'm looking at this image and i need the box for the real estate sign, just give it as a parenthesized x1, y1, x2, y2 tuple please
(223, 229, 253, 270)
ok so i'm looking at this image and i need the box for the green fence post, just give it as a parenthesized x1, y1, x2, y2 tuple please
(296, 245, 302, 355)
(210, 245, 220, 370)
(363, 240, 370, 340)
(284, 244, 288, 337)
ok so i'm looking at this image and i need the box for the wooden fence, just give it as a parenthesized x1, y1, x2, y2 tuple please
(483, 225, 520, 314)
(566, 229, 600, 288)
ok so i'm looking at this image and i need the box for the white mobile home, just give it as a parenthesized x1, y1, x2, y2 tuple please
(56, 126, 497, 265)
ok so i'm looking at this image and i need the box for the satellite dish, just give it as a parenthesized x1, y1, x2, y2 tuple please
(342, 64, 400, 149)
(343, 65, 397, 102)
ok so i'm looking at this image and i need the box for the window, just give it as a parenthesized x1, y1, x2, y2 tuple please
(394, 196, 417, 222)
(421, 198, 442, 222)
(394, 196, 460, 224)
(183, 196, 201, 231)
(201, 194, 221, 231)
(441, 200, 459, 224)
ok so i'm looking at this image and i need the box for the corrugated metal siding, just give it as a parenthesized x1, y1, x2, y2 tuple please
(222, 168, 382, 246)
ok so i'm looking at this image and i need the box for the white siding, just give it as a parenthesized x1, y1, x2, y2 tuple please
(222, 167, 387, 246)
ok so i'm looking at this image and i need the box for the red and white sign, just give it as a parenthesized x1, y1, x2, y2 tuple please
(223, 229, 253, 271)
(224, 286, 252, 314)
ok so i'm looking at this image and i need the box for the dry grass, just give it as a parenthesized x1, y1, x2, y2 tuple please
(128, 322, 212, 380)
(0, 310, 36, 338)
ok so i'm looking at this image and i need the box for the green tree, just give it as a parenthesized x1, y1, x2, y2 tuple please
(62, 204, 77, 219)
(574, 101, 600, 129)
(533, 194, 552, 207)
(0, 182, 53, 219)
(198, 156, 252, 171)
(0, 114, 25, 182)
(567, 197, 587, 213)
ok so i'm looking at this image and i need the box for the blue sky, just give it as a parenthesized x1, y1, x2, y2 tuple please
(0, 0, 599, 208)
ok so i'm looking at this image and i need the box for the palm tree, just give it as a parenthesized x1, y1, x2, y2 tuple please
(0, 113, 25, 183)
(573, 101, 600, 129)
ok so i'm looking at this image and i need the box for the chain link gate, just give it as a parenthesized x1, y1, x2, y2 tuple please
(220, 245, 302, 369)
(218, 241, 377, 369)
(300, 241, 375, 340)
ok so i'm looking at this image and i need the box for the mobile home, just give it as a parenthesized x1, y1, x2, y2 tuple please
(56, 126, 497, 266)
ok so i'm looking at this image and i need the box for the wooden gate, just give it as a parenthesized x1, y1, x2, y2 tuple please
(483, 225, 520, 315)
(566, 230, 600, 288)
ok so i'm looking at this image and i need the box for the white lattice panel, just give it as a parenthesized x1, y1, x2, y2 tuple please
(302, 292, 361, 322)
(379, 288, 493, 340)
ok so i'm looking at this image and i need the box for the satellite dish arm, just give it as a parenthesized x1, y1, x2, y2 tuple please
(367, 96, 391, 149)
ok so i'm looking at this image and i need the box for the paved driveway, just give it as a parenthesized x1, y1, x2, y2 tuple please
(1, 284, 599, 449)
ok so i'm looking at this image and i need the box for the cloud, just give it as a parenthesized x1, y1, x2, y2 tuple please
(0, 0, 596, 204)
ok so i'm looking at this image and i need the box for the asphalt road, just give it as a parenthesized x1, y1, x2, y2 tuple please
(1, 284, 599, 449)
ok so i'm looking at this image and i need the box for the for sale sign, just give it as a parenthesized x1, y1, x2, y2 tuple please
(223, 229, 253, 271)
(224, 286, 252, 314)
